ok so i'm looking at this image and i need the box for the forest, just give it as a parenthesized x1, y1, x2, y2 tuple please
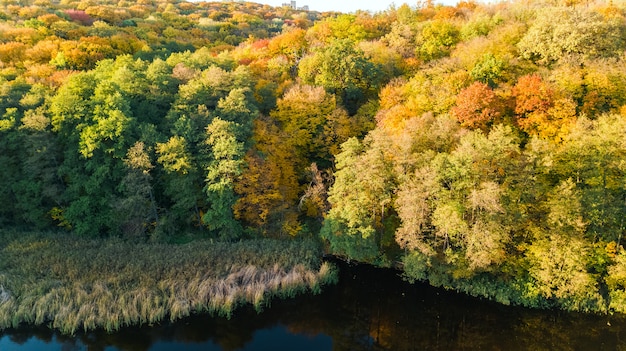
(2, 0, 626, 329)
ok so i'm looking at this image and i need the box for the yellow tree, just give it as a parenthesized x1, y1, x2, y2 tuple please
(517, 7, 624, 65)
(234, 117, 300, 237)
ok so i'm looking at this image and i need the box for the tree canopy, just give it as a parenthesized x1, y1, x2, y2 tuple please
(2, 0, 626, 314)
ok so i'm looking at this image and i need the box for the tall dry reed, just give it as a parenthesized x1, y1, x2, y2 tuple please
(0, 230, 337, 334)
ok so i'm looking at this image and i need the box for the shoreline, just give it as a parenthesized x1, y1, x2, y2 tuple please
(2, 231, 620, 336)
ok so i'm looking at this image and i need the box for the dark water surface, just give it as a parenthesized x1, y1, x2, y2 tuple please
(1, 261, 625, 351)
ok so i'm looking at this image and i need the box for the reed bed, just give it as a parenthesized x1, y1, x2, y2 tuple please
(0, 230, 337, 334)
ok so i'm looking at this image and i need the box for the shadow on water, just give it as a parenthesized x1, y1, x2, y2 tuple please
(2, 260, 626, 350)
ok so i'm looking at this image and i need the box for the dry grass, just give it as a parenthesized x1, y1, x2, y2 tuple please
(0, 285, 10, 304)
(0, 230, 337, 334)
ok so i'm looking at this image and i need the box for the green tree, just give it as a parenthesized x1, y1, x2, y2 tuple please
(202, 118, 244, 240)
(470, 53, 504, 87)
(156, 135, 203, 229)
(49, 64, 135, 236)
(214, 87, 258, 139)
(298, 39, 383, 114)
(321, 131, 395, 262)
(426, 126, 517, 276)
(116, 141, 158, 239)
(0, 121, 21, 226)
(11, 108, 63, 228)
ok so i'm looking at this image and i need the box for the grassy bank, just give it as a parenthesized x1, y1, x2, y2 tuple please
(0, 231, 337, 335)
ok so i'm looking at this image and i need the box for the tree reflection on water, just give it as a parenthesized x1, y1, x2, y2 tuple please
(1, 260, 625, 351)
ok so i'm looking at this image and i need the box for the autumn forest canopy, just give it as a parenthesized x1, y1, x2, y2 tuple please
(3, 0, 626, 314)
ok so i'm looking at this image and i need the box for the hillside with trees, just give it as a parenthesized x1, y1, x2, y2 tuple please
(2, 0, 626, 324)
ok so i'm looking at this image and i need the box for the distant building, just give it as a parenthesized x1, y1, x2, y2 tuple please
(281, 1, 296, 9)
(281, 1, 308, 11)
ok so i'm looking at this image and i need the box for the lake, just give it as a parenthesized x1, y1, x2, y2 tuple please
(1, 260, 624, 350)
